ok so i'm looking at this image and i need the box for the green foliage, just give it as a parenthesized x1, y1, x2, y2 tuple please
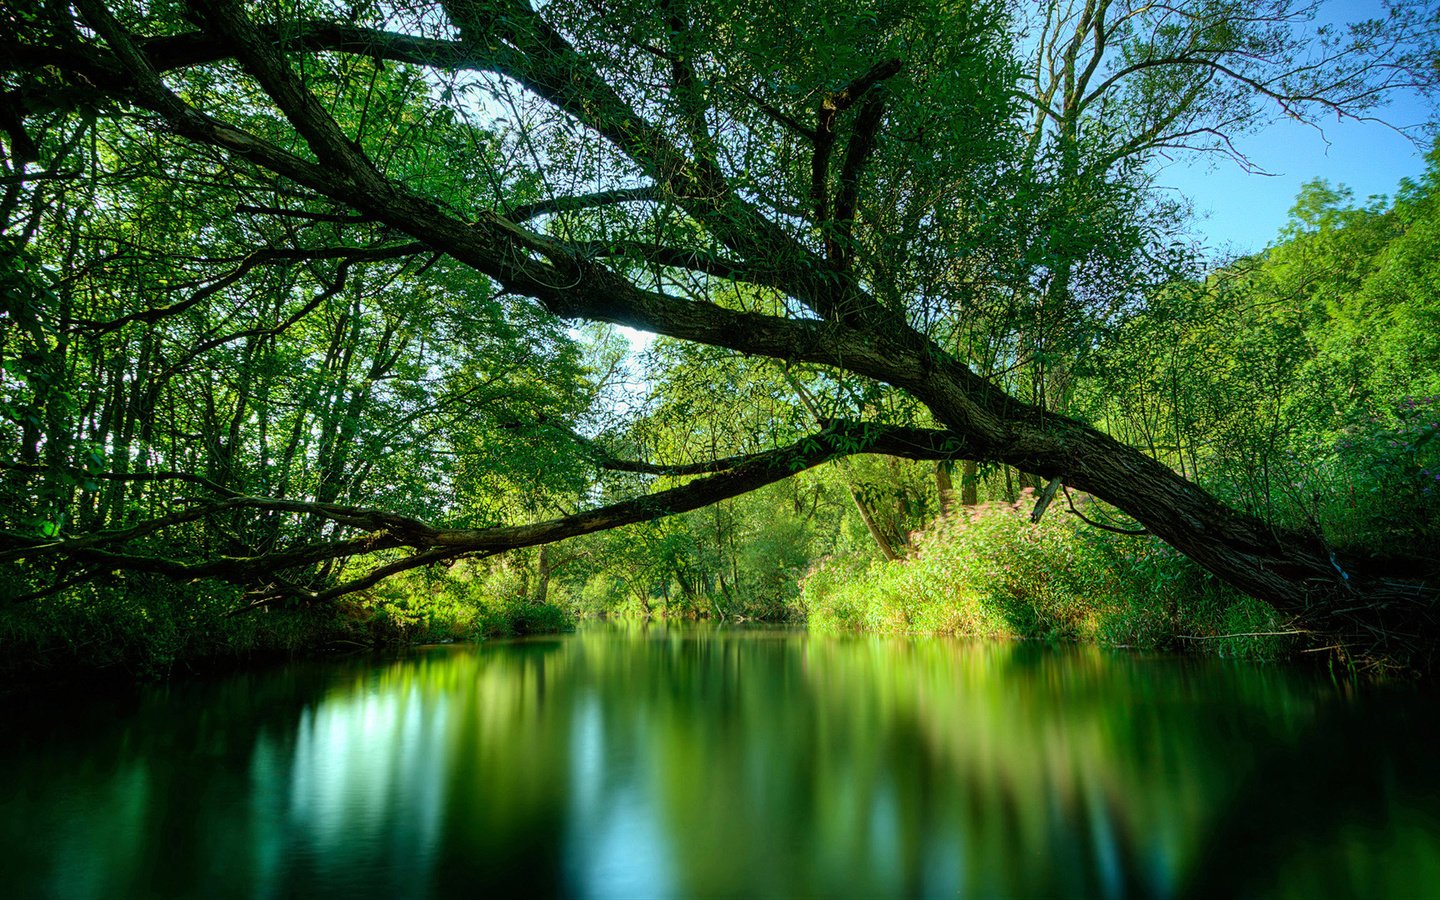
(0, 575, 325, 681)
(796, 493, 1300, 660)
(1211, 596, 1303, 662)
(556, 141, 1440, 646)
(1311, 397, 1440, 554)
(1080, 148, 1440, 564)
(0, 54, 597, 662)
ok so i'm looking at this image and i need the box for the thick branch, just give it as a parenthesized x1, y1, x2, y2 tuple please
(187, 0, 384, 181)
(426, 420, 970, 553)
(830, 91, 887, 270)
(596, 421, 967, 476)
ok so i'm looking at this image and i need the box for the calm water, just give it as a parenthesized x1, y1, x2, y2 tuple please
(3, 623, 1438, 899)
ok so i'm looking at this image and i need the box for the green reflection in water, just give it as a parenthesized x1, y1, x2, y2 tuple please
(2, 624, 1436, 898)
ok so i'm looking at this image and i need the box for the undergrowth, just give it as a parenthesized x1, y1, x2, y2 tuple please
(0, 560, 570, 684)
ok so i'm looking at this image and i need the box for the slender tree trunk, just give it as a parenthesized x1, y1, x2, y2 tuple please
(787, 370, 902, 560)
(961, 460, 979, 507)
(850, 484, 900, 561)
(533, 543, 551, 606)
(936, 460, 954, 516)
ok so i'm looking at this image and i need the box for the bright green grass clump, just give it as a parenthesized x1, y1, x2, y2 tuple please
(794, 493, 1300, 660)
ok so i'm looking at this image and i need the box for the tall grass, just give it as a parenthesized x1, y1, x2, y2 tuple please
(793, 491, 1300, 660)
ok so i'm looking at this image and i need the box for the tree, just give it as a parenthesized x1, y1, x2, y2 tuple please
(1082, 155, 1440, 560)
(2, 0, 1437, 659)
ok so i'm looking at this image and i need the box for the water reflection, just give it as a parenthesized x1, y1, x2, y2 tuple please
(2, 624, 1436, 898)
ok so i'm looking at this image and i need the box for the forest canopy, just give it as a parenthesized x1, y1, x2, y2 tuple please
(2, 0, 1439, 669)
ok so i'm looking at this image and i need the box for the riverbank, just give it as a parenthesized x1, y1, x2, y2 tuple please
(0, 573, 571, 689)
(0, 497, 1376, 691)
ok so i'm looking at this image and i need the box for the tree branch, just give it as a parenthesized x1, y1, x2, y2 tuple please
(830, 91, 887, 271)
(595, 420, 966, 476)
(186, 0, 385, 182)
(508, 185, 661, 223)
(6, 420, 970, 604)
(71, 242, 420, 334)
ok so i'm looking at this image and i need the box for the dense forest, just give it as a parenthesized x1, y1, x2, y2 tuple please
(2, 0, 1439, 677)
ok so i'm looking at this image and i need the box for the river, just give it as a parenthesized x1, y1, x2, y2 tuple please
(2, 623, 1437, 898)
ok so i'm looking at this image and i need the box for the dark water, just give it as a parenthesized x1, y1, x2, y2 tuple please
(3, 624, 1438, 899)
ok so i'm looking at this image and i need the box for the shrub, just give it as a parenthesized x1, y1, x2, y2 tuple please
(1313, 397, 1440, 556)
(0, 573, 347, 681)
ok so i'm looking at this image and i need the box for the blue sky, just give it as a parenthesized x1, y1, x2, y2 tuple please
(1160, 0, 1435, 256)
(1162, 99, 1433, 257)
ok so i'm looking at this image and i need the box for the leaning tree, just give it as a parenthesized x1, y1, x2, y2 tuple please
(2, 0, 1438, 659)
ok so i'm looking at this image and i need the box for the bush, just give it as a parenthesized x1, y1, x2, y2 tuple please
(0, 573, 347, 681)
(1313, 397, 1440, 556)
